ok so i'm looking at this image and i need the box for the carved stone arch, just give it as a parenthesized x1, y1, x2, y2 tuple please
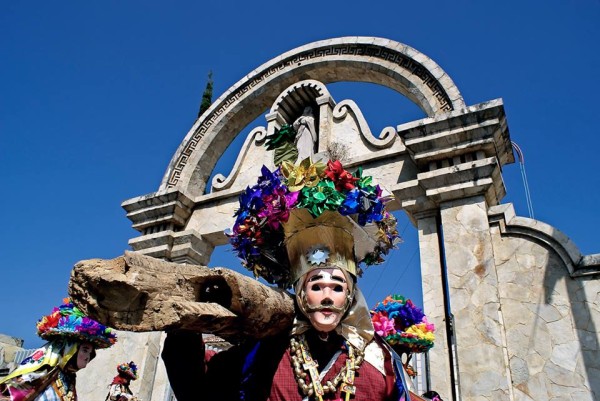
(118, 36, 600, 401)
(161, 36, 465, 197)
(123, 37, 513, 400)
(268, 79, 330, 125)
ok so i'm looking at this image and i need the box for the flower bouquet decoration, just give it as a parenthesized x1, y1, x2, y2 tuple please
(227, 157, 401, 288)
(371, 295, 435, 377)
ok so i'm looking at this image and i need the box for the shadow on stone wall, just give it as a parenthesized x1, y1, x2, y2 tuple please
(543, 257, 599, 399)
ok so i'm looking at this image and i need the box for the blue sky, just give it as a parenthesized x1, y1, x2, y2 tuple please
(1, 1, 598, 349)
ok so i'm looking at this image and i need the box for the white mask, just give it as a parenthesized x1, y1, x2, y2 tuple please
(301, 268, 349, 333)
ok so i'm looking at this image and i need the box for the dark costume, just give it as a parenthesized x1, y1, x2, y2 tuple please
(162, 330, 409, 401)
(106, 381, 135, 401)
(162, 159, 414, 400)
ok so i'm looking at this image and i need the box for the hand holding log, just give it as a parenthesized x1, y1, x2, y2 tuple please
(68, 251, 294, 341)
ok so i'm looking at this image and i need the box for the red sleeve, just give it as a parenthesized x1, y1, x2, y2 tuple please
(204, 349, 217, 368)
(383, 343, 399, 399)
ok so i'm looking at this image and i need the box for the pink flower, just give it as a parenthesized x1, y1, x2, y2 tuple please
(372, 313, 396, 337)
(422, 317, 435, 332)
(258, 187, 299, 230)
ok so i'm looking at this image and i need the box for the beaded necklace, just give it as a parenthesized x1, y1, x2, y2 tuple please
(290, 334, 364, 401)
(51, 370, 77, 401)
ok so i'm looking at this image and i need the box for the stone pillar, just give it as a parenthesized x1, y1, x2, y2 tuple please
(149, 334, 172, 401)
(417, 212, 453, 398)
(440, 196, 512, 400)
(78, 331, 164, 401)
(316, 94, 335, 154)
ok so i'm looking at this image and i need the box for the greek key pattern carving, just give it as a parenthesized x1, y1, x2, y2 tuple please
(166, 43, 453, 188)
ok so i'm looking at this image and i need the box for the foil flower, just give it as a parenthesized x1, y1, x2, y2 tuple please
(264, 124, 296, 150)
(281, 158, 325, 192)
(228, 159, 401, 287)
(228, 216, 264, 262)
(297, 180, 345, 217)
(371, 294, 435, 354)
(376, 213, 401, 248)
(264, 125, 300, 166)
(256, 165, 284, 195)
(353, 168, 386, 225)
(234, 186, 264, 224)
(258, 186, 299, 230)
(324, 160, 359, 191)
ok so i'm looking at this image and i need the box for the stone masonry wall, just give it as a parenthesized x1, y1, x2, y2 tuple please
(440, 196, 513, 400)
(490, 219, 599, 401)
(0, 334, 25, 375)
(77, 331, 170, 401)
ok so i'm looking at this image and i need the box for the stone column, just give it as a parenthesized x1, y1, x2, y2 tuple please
(316, 94, 334, 154)
(417, 212, 453, 398)
(440, 196, 512, 400)
(78, 331, 164, 401)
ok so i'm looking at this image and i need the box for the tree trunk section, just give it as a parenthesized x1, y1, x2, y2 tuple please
(68, 251, 294, 341)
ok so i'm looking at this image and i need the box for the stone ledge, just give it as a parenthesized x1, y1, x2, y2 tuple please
(399, 99, 513, 169)
(128, 229, 213, 265)
(122, 189, 194, 233)
(488, 203, 600, 278)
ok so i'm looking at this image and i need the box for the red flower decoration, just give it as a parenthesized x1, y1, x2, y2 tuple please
(324, 160, 358, 191)
(235, 217, 264, 246)
(37, 311, 60, 332)
(31, 350, 45, 361)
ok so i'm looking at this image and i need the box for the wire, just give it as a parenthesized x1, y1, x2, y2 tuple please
(365, 244, 418, 306)
(389, 247, 419, 292)
(366, 255, 392, 300)
(400, 219, 410, 236)
(512, 142, 535, 219)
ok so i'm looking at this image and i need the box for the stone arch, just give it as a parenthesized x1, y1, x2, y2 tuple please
(161, 36, 465, 197)
(118, 36, 600, 401)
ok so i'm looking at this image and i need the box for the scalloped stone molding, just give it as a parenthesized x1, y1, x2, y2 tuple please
(489, 203, 600, 277)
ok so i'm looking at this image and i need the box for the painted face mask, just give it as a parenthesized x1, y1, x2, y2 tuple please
(300, 267, 350, 333)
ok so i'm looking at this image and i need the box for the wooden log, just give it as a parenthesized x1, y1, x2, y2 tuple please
(68, 251, 294, 341)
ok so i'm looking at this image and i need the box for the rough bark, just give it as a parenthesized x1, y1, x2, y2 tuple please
(68, 251, 294, 341)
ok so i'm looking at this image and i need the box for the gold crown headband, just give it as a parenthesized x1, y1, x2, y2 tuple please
(284, 209, 380, 283)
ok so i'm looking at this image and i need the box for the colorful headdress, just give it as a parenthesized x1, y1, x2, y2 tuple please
(371, 294, 435, 354)
(117, 361, 138, 380)
(227, 157, 400, 288)
(36, 298, 117, 349)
